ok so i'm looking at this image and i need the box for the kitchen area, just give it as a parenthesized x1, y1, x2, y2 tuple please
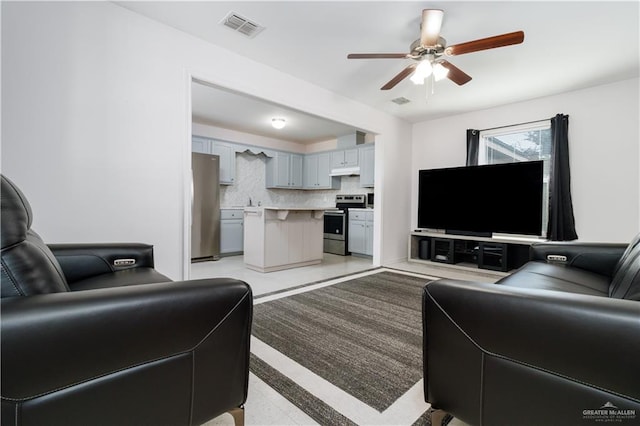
(190, 126, 376, 278)
(188, 80, 377, 287)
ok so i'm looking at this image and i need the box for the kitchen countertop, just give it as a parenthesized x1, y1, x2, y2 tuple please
(244, 206, 330, 220)
(347, 207, 374, 212)
(244, 206, 333, 211)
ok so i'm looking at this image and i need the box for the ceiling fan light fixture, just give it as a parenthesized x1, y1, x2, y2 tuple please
(433, 62, 450, 81)
(410, 60, 433, 85)
(410, 73, 424, 85)
(271, 117, 286, 129)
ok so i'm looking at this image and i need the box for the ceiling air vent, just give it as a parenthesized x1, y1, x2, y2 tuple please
(391, 97, 411, 105)
(220, 12, 265, 38)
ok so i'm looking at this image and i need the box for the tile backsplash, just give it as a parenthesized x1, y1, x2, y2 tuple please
(220, 152, 368, 208)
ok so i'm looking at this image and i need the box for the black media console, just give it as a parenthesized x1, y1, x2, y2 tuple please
(409, 231, 536, 273)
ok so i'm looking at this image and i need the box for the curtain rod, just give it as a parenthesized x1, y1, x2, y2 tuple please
(477, 117, 553, 133)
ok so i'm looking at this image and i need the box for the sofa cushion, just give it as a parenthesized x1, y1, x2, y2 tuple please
(609, 235, 640, 300)
(68, 267, 172, 292)
(1, 175, 69, 297)
(497, 261, 610, 297)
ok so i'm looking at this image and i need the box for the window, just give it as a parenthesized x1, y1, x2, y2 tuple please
(479, 121, 551, 237)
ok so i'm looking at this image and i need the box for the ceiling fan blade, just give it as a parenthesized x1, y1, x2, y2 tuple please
(439, 60, 472, 85)
(420, 9, 444, 47)
(347, 53, 409, 59)
(445, 31, 525, 56)
(381, 64, 417, 90)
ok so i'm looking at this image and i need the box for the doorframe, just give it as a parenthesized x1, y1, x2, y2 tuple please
(181, 71, 383, 279)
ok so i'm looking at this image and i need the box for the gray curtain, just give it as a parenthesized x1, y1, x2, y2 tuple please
(466, 129, 479, 166)
(547, 114, 578, 240)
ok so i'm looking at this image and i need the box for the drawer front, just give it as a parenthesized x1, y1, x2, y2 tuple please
(349, 210, 373, 221)
(221, 209, 243, 220)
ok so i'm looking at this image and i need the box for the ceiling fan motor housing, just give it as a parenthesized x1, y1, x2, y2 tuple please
(409, 36, 446, 58)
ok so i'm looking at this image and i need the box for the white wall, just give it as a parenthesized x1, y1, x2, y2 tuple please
(412, 78, 640, 243)
(1, 2, 412, 279)
(377, 122, 413, 264)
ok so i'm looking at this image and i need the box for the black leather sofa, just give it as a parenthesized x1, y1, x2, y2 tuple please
(1, 175, 253, 426)
(423, 236, 640, 425)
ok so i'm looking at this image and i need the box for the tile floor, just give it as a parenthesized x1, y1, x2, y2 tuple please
(197, 254, 491, 426)
(190, 253, 376, 297)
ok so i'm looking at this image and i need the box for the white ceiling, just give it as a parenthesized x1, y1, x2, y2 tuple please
(117, 1, 640, 143)
(191, 80, 364, 143)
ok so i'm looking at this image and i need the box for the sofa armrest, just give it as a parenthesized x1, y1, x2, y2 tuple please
(48, 243, 156, 284)
(1, 278, 252, 413)
(529, 242, 627, 277)
(424, 279, 640, 406)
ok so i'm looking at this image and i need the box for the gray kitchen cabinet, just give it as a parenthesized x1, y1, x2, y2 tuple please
(192, 137, 236, 185)
(364, 214, 374, 256)
(192, 137, 212, 154)
(220, 209, 243, 255)
(212, 141, 236, 185)
(303, 152, 340, 189)
(348, 209, 373, 256)
(266, 152, 303, 188)
(331, 148, 359, 169)
(359, 144, 375, 187)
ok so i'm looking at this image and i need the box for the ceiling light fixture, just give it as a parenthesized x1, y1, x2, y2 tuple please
(410, 60, 433, 85)
(410, 58, 450, 100)
(433, 62, 450, 81)
(271, 118, 286, 129)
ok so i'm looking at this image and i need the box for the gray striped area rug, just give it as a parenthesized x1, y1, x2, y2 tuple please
(251, 270, 434, 416)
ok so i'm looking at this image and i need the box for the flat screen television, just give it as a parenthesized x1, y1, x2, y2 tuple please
(417, 161, 544, 237)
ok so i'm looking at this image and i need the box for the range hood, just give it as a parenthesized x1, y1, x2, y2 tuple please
(330, 166, 360, 176)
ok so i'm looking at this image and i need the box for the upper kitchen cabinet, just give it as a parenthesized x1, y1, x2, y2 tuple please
(303, 152, 340, 190)
(192, 137, 236, 185)
(330, 148, 359, 169)
(192, 136, 212, 154)
(359, 144, 375, 187)
(331, 131, 365, 171)
(266, 152, 303, 189)
(212, 142, 236, 185)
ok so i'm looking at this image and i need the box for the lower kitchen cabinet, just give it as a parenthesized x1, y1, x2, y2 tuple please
(220, 209, 244, 255)
(348, 209, 373, 256)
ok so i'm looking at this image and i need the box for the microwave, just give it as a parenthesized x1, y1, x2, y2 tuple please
(366, 193, 374, 208)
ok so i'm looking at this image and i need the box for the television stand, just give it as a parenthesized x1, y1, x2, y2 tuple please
(409, 231, 539, 273)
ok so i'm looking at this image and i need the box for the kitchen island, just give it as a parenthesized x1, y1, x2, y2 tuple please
(243, 206, 327, 272)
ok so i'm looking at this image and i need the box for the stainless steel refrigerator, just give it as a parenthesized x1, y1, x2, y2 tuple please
(191, 152, 220, 262)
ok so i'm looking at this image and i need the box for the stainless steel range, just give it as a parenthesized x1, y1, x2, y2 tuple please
(323, 194, 366, 256)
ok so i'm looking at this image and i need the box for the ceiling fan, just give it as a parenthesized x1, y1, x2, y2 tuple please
(347, 9, 524, 90)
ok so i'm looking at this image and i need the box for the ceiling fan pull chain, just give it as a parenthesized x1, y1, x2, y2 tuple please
(424, 73, 435, 101)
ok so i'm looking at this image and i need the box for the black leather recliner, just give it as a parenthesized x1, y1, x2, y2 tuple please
(1, 174, 252, 426)
(423, 236, 640, 425)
